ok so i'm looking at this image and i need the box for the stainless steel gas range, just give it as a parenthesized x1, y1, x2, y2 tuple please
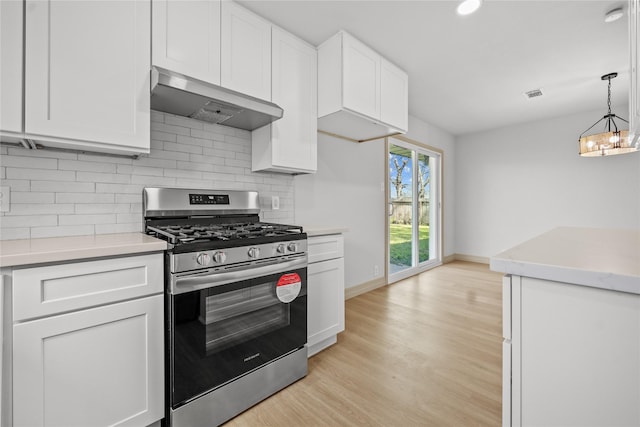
(143, 187, 308, 426)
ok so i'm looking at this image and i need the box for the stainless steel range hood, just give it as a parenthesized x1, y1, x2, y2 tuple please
(150, 66, 283, 130)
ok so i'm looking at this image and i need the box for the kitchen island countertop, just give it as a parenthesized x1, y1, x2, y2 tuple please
(0, 233, 167, 268)
(490, 227, 640, 295)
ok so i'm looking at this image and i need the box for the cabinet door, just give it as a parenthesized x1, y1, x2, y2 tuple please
(0, 0, 23, 134)
(221, 1, 271, 101)
(380, 57, 408, 132)
(24, 0, 150, 151)
(520, 277, 640, 426)
(152, 0, 221, 84)
(630, 0, 640, 144)
(269, 27, 317, 172)
(307, 257, 345, 349)
(13, 295, 164, 427)
(342, 33, 380, 120)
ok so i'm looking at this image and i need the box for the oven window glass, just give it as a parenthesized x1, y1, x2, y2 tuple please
(171, 268, 307, 408)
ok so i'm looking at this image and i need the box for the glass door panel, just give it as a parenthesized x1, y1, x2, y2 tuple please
(388, 138, 441, 284)
(389, 144, 413, 275)
(417, 152, 430, 264)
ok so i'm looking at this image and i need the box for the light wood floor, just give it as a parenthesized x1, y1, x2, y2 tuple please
(227, 261, 504, 426)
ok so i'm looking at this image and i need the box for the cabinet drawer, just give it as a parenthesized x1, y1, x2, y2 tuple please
(13, 253, 163, 321)
(308, 234, 344, 264)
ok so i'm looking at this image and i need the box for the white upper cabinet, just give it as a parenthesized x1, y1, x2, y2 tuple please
(221, 1, 271, 101)
(318, 31, 408, 142)
(23, 0, 150, 155)
(152, 0, 221, 84)
(380, 57, 409, 133)
(630, 0, 640, 145)
(252, 26, 317, 174)
(0, 0, 23, 134)
(342, 35, 381, 120)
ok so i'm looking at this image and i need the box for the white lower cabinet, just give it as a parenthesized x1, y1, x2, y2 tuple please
(307, 234, 345, 356)
(11, 254, 164, 427)
(504, 274, 640, 426)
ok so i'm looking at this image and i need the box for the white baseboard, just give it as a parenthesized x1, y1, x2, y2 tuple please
(344, 276, 386, 300)
(452, 253, 490, 264)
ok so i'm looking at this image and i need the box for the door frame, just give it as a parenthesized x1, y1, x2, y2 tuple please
(385, 135, 444, 284)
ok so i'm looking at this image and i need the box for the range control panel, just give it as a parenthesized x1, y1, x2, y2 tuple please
(189, 194, 230, 205)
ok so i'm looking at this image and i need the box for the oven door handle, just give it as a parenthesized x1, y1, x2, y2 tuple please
(171, 256, 307, 294)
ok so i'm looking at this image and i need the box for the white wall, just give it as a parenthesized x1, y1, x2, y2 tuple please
(294, 114, 455, 289)
(455, 104, 640, 259)
(294, 132, 387, 288)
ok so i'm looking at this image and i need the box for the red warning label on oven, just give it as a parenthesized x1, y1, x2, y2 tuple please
(276, 273, 301, 303)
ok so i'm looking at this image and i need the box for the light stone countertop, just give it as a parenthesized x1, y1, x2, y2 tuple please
(0, 233, 167, 268)
(302, 225, 349, 237)
(490, 227, 640, 295)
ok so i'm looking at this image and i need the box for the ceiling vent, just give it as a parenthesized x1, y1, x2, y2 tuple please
(524, 89, 543, 99)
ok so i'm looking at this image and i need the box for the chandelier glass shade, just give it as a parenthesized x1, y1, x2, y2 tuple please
(578, 73, 638, 157)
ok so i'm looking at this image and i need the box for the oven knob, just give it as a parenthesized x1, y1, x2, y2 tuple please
(248, 247, 260, 258)
(276, 244, 286, 254)
(196, 252, 211, 266)
(212, 251, 226, 264)
(287, 242, 298, 253)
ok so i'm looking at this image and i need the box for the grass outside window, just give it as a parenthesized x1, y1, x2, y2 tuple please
(389, 224, 429, 266)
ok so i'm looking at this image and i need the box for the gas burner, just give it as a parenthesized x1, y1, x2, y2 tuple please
(147, 220, 304, 247)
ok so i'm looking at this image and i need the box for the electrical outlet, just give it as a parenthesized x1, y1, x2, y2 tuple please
(0, 186, 10, 212)
(271, 195, 280, 210)
(374, 265, 379, 277)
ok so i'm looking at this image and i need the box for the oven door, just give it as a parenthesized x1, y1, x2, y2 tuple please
(169, 260, 307, 409)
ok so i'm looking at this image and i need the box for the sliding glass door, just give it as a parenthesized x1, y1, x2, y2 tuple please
(388, 137, 441, 283)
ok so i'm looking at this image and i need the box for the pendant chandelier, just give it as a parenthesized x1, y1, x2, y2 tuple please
(578, 73, 637, 157)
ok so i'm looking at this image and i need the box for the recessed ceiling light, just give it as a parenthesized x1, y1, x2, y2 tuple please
(457, 0, 483, 16)
(604, 7, 624, 23)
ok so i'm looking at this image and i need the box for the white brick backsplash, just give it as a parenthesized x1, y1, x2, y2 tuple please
(59, 159, 118, 173)
(131, 175, 177, 186)
(77, 172, 131, 184)
(96, 183, 142, 194)
(0, 228, 29, 240)
(115, 194, 141, 203)
(2, 180, 30, 191)
(117, 164, 164, 176)
(1, 155, 57, 169)
(31, 225, 95, 239)
(11, 192, 55, 204)
(176, 161, 217, 172)
(59, 214, 116, 225)
(7, 204, 74, 215)
(163, 169, 203, 179)
(57, 193, 115, 203)
(75, 204, 130, 214)
(1, 215, 58, 228)
(177, 134, 213, 148)
(7, 168, 75, 181)
(189, 153, 226, 165)
(31, 181, 95, 193)
(0, 111, 294, 240)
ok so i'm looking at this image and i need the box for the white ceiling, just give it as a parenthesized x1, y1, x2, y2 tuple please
(237, 0, 630, 136)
